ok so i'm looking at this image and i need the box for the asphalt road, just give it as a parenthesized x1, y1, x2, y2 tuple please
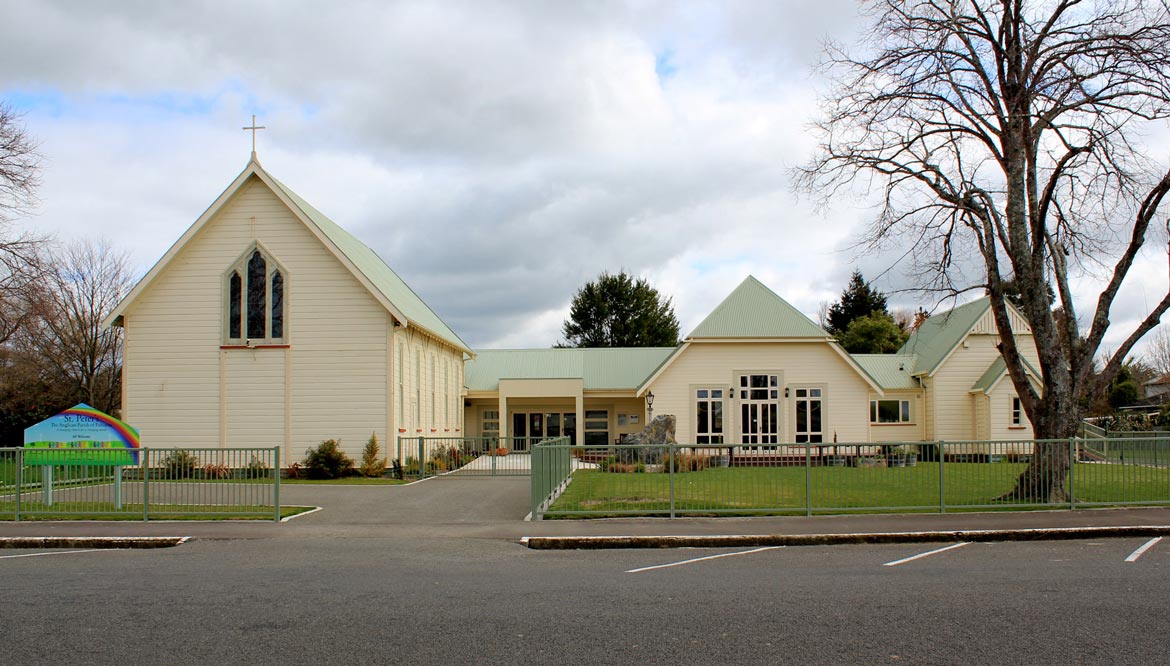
(2, 535, 1167, 665)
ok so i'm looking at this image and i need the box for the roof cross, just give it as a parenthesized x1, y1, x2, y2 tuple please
(243, 115, 266, 159)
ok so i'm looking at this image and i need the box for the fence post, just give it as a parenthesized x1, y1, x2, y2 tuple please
(273, 446, 281, 523)
(530, 441, 541, 521)
(938, 441, 946, 514)
(418, 437, 426, 479)
(1068, 438, 1075, 510)
(15, 448, 22, 521)
(669, 442, 676, 519)
(805, 443, 812, 517)
(142, 447, 150, 522)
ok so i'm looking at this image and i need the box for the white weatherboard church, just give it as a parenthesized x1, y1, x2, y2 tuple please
(107, 156, 1041, 462)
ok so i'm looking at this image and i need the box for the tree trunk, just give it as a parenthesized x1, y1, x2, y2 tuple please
(1000, 440, 1071, 503)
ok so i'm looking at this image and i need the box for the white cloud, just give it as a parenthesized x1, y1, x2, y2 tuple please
(3, 0, 1168, 353)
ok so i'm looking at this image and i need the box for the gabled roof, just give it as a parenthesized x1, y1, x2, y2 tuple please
(898, 297, 1029, 377)
(466, 347, 677, 391)
(688, 276, 830, 339)
(898, 298, 989, 375)
(970, 356, 1041, 395)
(851, 354, 919, 390)
(105, 158, 471, 354)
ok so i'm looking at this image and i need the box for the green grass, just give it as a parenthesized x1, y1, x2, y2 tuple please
(547, 461, 1170, 517)
(0, 503, 314, 521)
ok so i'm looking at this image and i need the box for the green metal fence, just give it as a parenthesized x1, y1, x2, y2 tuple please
(395, 436, 537, 477)
(0, 447, 281, 522)
(529, 438, 1170, 519)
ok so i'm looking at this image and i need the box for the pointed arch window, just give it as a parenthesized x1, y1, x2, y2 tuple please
(225, 245, 287, 344)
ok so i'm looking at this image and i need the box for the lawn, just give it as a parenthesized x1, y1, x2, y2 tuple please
(547, 461, 1170, 517)
(0, 502, 313, 521)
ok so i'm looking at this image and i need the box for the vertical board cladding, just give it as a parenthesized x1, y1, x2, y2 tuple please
(928, 333, 1040, 441)
(122, 176, 391, 460)
(647, 341, 874, 444)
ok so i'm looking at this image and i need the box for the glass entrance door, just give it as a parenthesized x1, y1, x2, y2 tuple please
(739, 374, 779, 450)
(512, 413, 527, 451)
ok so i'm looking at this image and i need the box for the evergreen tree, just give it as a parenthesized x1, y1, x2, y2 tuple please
(826, 271, 889, 336)
(838, 312, 908, 354)
(560, 271, 680, 347)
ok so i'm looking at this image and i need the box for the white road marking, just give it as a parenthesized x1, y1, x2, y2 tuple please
(1125, 537, 1163, 562)
(883, 542, 970, 567)
(280, 506, 322, 522)
(625, 546, 782, 573)
(0, 549, 107, 560)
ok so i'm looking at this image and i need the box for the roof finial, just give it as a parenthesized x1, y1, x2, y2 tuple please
(243, 115, 266, 161)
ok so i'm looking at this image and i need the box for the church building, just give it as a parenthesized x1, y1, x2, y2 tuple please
(107, 158, 1041, 462)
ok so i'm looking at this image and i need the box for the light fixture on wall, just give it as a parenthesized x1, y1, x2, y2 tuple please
(646, 391, 655, 422)
(784, 387, 790, 398)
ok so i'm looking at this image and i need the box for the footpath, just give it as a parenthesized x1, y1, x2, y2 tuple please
(2, 478, 1170, 549)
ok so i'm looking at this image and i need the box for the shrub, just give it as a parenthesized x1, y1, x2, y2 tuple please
(162, 450, 199, 478)
(664, 452, 710, 472)
(359, 432, 386, 477)
(302, 439, 356, 479)
(202, 462, 230, 479)
(247, 454, 272, 478)
(598, 456, 646, 473)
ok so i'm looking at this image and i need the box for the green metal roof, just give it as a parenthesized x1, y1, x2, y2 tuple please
(267, 172, 472, 354)
(971, 356, 1041, 394)
(851, 354, 919, 390)
(897, 297, 990, 376)
(688, 276, 829, 339)
(466, 347, 677, 391)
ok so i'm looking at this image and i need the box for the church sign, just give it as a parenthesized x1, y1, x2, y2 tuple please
(23, 404, 141, 466)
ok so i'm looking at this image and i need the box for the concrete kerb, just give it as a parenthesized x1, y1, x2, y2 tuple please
(0, 536, 189, 549)
(519, 525, 1170, 550)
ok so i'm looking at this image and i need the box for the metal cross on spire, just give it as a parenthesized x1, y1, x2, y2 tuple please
(243, 115, 266, 160)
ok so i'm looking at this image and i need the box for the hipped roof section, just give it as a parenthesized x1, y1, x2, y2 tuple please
(687, 276, 831, 339)
(104, 158, 472, 355)
(466, 347, 677, 391)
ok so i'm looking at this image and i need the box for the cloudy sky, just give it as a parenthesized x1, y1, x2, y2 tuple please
(2, 0, 1169, 352)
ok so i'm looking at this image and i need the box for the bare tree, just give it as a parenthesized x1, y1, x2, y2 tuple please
(20, 240, 133, 414)
(799, 1, 1170, 500)
(1143, 327, 1170, 376)
(0, 101, 46, 344)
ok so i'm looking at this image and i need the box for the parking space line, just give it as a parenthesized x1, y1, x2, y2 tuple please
(1125, 537, 1163, 562)
(0, 549, 106, 560)
(883, 542, 970, 567)
(625, 546, 783, 573)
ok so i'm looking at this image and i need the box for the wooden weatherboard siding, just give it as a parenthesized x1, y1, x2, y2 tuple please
(647, 341, 874, 444)
(123, 176, 393, 460)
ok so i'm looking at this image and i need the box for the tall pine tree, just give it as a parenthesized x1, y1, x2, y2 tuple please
(825, 271, 888, 336)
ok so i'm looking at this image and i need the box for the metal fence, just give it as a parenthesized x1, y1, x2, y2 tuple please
(0, 447, 281, 522)
(529, 438, 1170, 519)
(395, 436, 537, 477)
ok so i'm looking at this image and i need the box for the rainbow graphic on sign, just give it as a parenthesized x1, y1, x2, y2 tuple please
(23, 404, 140, 466)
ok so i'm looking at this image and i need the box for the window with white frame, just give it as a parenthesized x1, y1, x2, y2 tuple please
(695, 388, 724, 444)
(414, 349, 422, 429)
(584, 410, 609, 447)
(870, 399, 911, 424)
(739, 374, 779, 449)
(225, 246, 286, 344)
(1011, 397, 1023, 426)
(794, 388, 823, 443)
(482, 409, 499, 437)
